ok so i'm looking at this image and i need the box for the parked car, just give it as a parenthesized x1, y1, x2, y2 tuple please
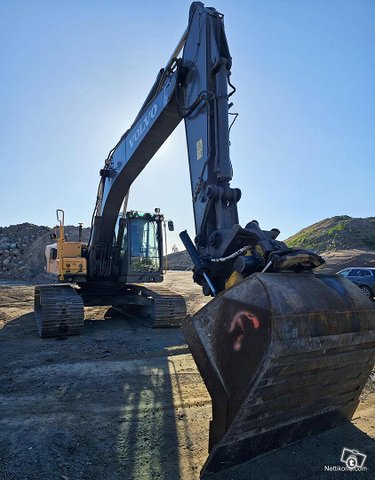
(337, 267, 375, 300)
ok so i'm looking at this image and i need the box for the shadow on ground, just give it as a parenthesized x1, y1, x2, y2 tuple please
(211, 423, 375, 479)
(0, 311, 186, 480)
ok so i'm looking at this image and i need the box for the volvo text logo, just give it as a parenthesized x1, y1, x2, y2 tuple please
(128, 104, 158, 148)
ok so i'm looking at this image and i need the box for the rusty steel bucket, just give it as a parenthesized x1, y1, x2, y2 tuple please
(182, 271, 375, 476)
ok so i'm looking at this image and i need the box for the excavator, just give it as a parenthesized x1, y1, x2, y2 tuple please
(34, 2, 375, 476)
(36, 206, 185, 334)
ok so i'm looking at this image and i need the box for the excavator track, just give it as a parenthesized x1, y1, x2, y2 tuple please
(122, 284, 187, 328)
(137, 284, 187, 327)
(34, 284, 84, 338)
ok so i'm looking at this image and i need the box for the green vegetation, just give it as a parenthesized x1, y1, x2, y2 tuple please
(326, 219, 350, 236)
(286, 234, 316, 249)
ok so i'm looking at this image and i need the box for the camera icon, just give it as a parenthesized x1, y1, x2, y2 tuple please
(340, 447, 367, 470)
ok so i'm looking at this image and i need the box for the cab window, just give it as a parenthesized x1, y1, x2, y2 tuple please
(129, 218, 160, 273)
(50, 248, 57, 260)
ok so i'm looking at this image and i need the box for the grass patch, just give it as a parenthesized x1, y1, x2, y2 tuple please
(326, 219, 350, 236)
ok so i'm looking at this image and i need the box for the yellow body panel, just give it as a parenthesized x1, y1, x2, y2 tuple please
(61, 257, 87, 275)
(59, 242, 83, 257)
(45, 242, 87, 277)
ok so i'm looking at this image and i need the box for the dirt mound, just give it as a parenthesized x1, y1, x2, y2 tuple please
(320, 249, 375, 272)
(285, 215, 375, 253)
(167, 250, 193, 271)
(0, 223, 90, 280)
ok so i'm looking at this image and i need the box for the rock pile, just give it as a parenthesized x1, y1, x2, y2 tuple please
(0, 223, 90, 281)
(166, 250, 193, 270)
(0, 224, 50, 279)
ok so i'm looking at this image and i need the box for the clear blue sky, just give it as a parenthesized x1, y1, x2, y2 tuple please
(1, 0, 374, 249)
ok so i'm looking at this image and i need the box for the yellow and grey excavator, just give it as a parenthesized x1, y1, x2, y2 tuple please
(37, 205, 184, 334)
(35, 2, 375, 476)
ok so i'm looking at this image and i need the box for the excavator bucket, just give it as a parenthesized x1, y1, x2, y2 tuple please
(182, 271, 375, 476)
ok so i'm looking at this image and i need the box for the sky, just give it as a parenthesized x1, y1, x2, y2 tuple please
(0, 0, 374, 250)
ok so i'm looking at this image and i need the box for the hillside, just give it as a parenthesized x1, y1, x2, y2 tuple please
(285, 215, 375, 253)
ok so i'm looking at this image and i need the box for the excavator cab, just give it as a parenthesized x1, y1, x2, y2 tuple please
(117, 210, 165, 284)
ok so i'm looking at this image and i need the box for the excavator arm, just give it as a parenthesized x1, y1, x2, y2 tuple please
(89, 2, 240, 282)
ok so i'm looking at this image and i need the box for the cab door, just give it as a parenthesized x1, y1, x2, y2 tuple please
(119, 216, 164, 283)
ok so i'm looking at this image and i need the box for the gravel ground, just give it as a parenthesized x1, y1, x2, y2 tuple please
(1, 271, 375, 480)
